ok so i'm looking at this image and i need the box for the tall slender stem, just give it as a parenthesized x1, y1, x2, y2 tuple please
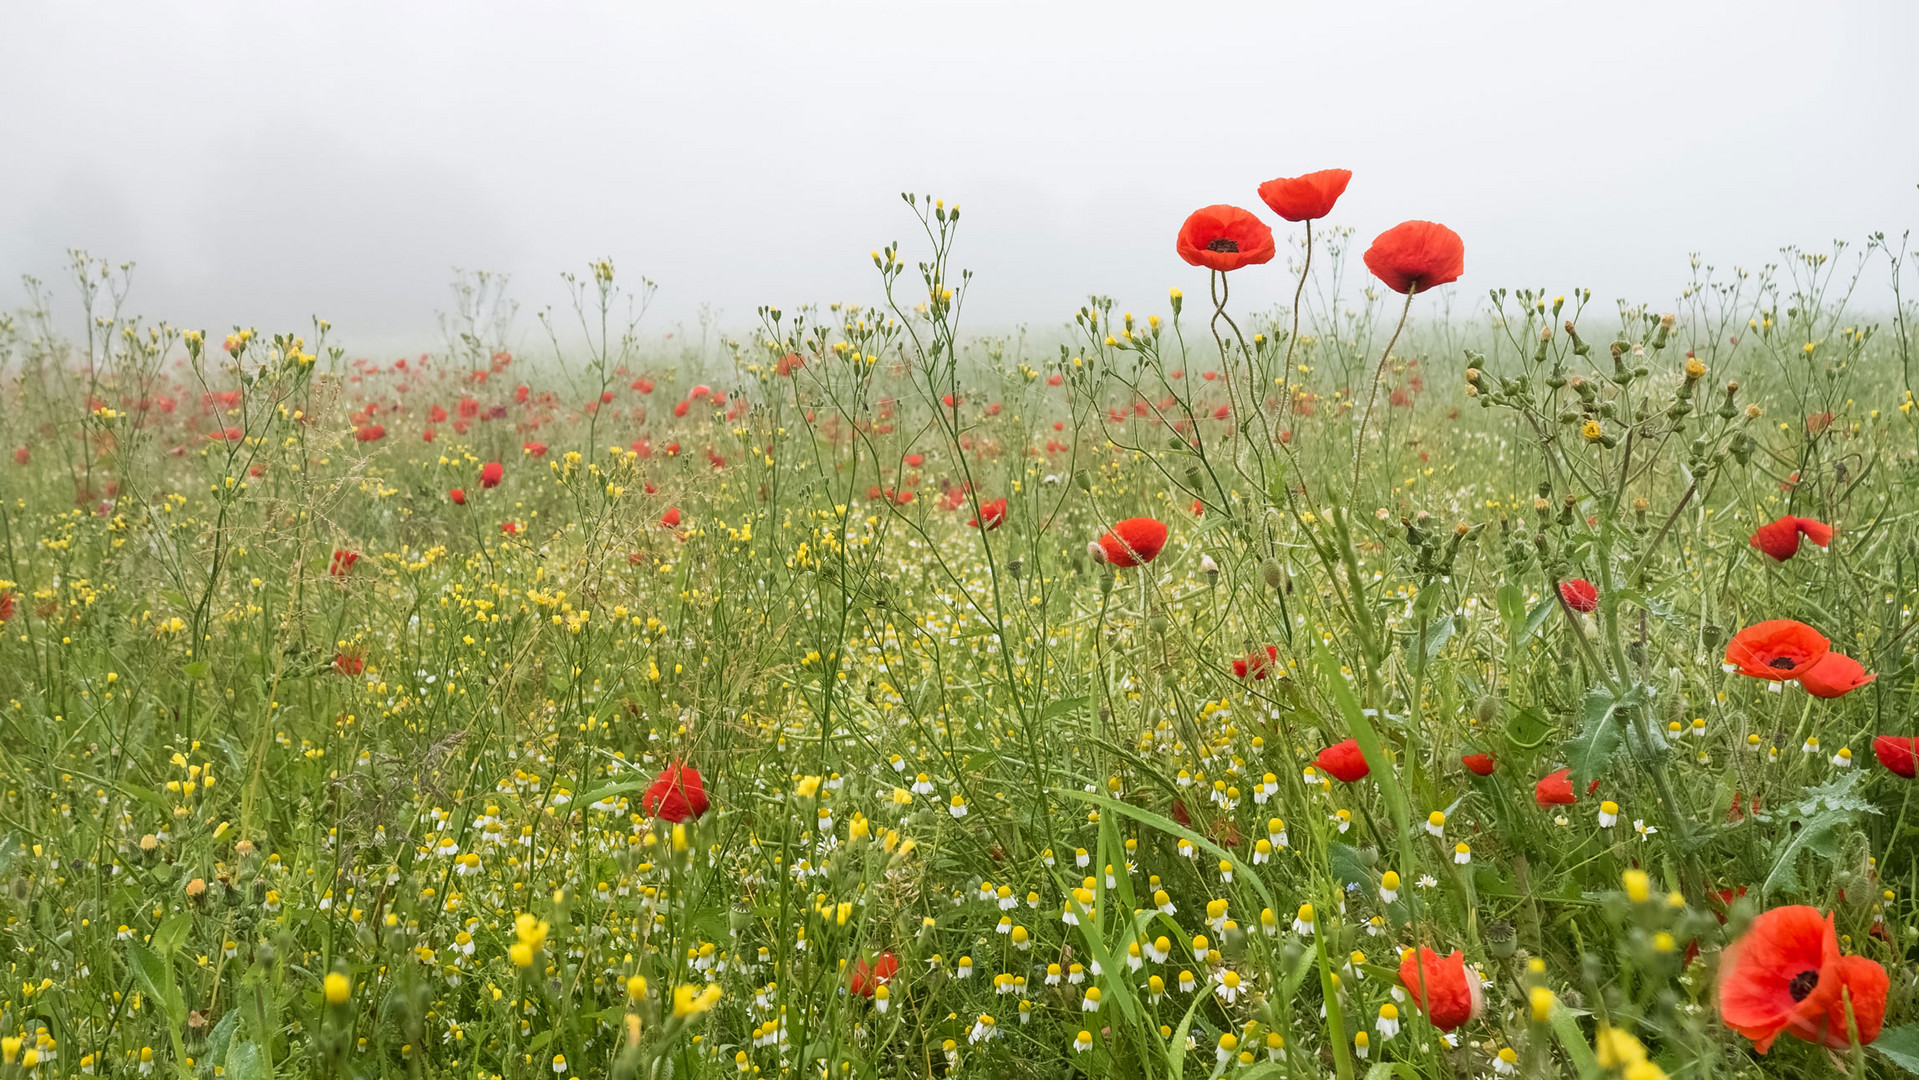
(1351, 287, 1416, 500)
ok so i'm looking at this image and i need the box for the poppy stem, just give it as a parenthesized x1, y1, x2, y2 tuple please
(1280, 219, 1313, 420)
(1352, 288, 1416, 501)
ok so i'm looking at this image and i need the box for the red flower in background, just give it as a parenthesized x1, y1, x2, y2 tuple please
(1798, 652, 1874, 699)
(354, 424, 386, 443)
(1316, 739, 1370, 783)
(1257, 168, 1352, 222)
(1559, 579, 1599, 613)
(329, 550, 360, 577)
(1097, 518, 1168, 567)
(849, 952, 899, 997)
(480, 462, 505, 488)
(642, 762, 709, 822)
(1461, 752, 1496, 776)
(449, 488, 466, 505)
(523, 442, 548, 458)
(0, 591, 14, 623)
(1363, 221, 1465, 295)
(501, 521, 520, 535)
(1233, 645, 1278, 680)
(660, 507, 682, 530)
(14, 448, 29, 465)
(1717, 905, 1843, 1053)
(776, 352, 804, 376)
(333, 652, 364, 676)
(1176, 205, 1277, 272)
(1398, 947, 1483, 1031)
(1534, 767, 1584, 807)
(1750, 516, 1833, 562)
(1873, 736, 1919, 778)
(969, 498, 1008, 531)
(1725, 620, 1829, 681)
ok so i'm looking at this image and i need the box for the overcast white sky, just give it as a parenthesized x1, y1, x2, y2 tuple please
(4, 1, 1915, 350)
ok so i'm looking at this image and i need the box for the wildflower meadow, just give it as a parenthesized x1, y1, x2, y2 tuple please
(5, 174, 1919, 1080)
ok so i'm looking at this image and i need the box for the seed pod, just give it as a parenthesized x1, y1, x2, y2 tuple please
(1261, 558, 1284, 591)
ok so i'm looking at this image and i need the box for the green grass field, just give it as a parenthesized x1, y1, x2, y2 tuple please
(2, 196, 1918, 1080)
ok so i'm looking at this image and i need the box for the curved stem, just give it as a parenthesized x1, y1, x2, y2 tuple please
(1351, 287, 1416, 501)
(1280, 219, 1313, 423)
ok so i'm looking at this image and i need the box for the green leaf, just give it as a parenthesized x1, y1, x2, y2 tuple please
(127, 941, 185, 1026)
(1496, 583, 1526, 629)
(224, 1038, 269, 1080)
(1505, 705, 1554, 749)
(1313, 639, 1411, 849)
(151, 913, 190, 957)
(1522, 598, 1556, 642)
(1761, 770, 1879, 900)
(1039, 696, 1086, 723)
(1566, 683, 1652, 790)
(1875, 1024, 1919, 1073)
(1548, 1002, 1601, 1080)
(1419, 615, 1454, 662)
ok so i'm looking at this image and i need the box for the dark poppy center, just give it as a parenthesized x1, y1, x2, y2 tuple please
(1768, 657, 1797, 671)
(1788, 969, 1819, 1002)
(1206, 238, 1240, 254)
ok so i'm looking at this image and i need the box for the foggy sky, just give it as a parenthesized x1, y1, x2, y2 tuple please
(4, 1, 1915, 352)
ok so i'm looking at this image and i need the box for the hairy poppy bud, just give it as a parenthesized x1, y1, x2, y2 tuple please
(1261, 558, 1283, 591)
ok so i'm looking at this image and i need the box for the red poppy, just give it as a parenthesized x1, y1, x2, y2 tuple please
(1559, 579, 1598, 614)
(1749, 515, 1833, 562)
(1873, 736, 1919, 778)
(501, 521, 519, 535)
(516, 384, 530, 403)
(1256, 168, 1352, 222)
(523, 441, 548, 458)
(449, 488, 466, 505)
(1797, 955, 1889, 1048)
(660, 507, 682, 530)
(1717, 905, 1843, 1053)
(1798, 652, 1874, 699)
(1176, 205, 1277, 273)
(1233, 645, 1278, 680)
(634, 377, 655, 394)
(329, 550, 360, 577)
(673, 400, 690, 418)
(1363, 221, 1465, 295)
(11, 448, 26, 465)
(1316, 739, 1370, 783)
(0, 591, 14, 623)
(1097, 517, 1169, 567)
(642, 762, 709, 823)
(1725, 620, 1830, 681)
(480, 461, 505, 489)
(849, 952, 899, 997)
(429, 405, 449, 423)
(1534, 767, 1584, 807)
(1397, 947, 1483, 1032)
(354, 424, 386, 442)
(776, 352, 803, 376)
(969, 498, 1007, 531)
(1461, 752, 1496, 776)
(333, 652, 364, 676)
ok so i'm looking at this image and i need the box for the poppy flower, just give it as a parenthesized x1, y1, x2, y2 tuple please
(1873, 736, 1919, 778)
(1725, 620, 1830, 681)
(642, 762, 709, 823)
(449, 488, 466, 506)
(1397, 947, 1483, 1031)
(333, 652, 364, 676)
(354, 424, 386, 442)
(1559, 579, 1599, 613)
(1535, 767, 1582, 807)
(660, 507, 682, 530)
(1794, 955, 1888, 1048)
(1750, 516, 1834, 562)
(1363, 221, 1465, 295)
(480, 462, 505, 489)
(969, 498, 1008, 530)
(0, 591, 13, 623)
(501, 521, 520, 535)
(1797, 652, 1874, 699)
(1461, 752, 1496, 776)
(849, 952, 899, 997)
(329, 550, 360, 577)
(1256, 168, 1352, 222)
(1233, 645, 1278, 680)
(1097, 517, 1169, 568)
(1316, 739, 1370, 783)
(1717, 905, 1842, 1053)
(1176, 205, 1277, 273)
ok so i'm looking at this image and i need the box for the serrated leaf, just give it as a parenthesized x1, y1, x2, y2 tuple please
(1567, 683, 1652, 790)
(225, 1038, 268, 1080)
(1875, 1024, 1919, 1073)
(1761, 771, 1878, 900)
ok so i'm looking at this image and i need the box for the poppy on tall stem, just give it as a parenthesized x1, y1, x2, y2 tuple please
(642, 762, 709, 823)
(1258, 169, 1352, 420)
(1724, 620, 1829, 681)
(1397, 946, 1483, 1031)
(1177, 205, 1274, 430)
(1353, 221, 1465, 496)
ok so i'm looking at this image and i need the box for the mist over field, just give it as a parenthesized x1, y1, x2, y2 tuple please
(3, 1, 1916, 348)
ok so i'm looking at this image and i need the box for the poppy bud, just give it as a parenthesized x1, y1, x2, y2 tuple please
(1099, 568, 1115, 597)
(1261, 559, 1283, 591)
(1149, 613, 1168, 635)
(1074, 472, 1092, 492)
(1005, 559, 1022, 581)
